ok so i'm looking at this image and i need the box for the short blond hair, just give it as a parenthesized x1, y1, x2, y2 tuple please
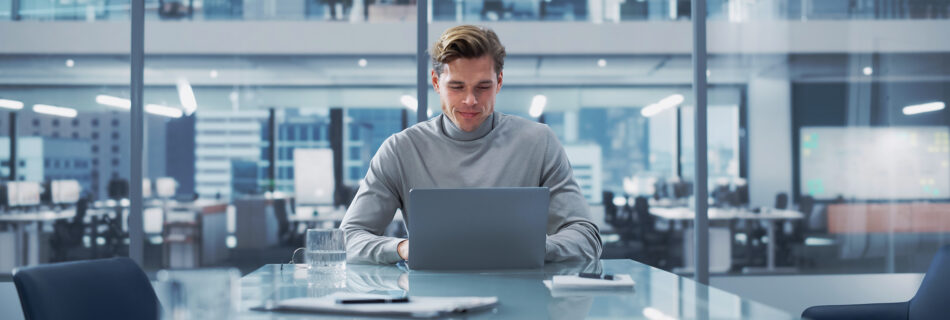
(431, 25, 506, 76)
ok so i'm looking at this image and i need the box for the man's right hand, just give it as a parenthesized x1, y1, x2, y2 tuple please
(397, 240, 409, 261)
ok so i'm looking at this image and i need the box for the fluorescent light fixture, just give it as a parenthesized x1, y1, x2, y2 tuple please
(96, 95, 131, 110)
(642, 307, 675, 320)
(400, 95, 418, 111)
(529, 95, 547, 118)
(597, 59, 607, 67)
(0, 98, 24, 110)
(706, 69, 711, 77)
(903, 101, 945, 115)
(33, 104, 78, 118)
(863, 67, 873, 76)
(176, 78, 197, 116)
(640, 94, 685, 117)
(358, 59, 368, 67)
(145, 104, 183, 118)
(65, 59, 74, 68)
(209, 70, 218, 78)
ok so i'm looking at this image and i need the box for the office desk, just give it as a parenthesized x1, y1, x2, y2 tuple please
(0, 210, 77, 269)
(236, 260, 794, 319)
(650, 208, 804, 274)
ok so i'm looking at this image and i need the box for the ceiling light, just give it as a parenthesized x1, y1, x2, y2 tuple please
(145, 104, 184, 118)
(358, 59, 368, 67)
(65, 59, 74, 68)
(903, 102, 945, 115)
(529, 95, 547, 118)
(863, 67, 873, 76)
(209, 70, 218, 78)
(597, 59, 607, 68)
(640, 94, 685, 117)
(177, 78, 197, 116)
(96, 95, 131, 110)
(33, 104, 78, 118)
(0, 99, 24, 110)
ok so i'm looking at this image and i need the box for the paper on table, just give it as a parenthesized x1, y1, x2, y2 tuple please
(545, 274, 635, 290)
(260, 292, 498, 318)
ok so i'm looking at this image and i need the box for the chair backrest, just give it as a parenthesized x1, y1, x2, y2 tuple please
(13, 257, 160, 320)
(775, 192, 789, 209)
(272, 198, 290, 235)
(909, 245, 950, 319)
(633, 196, 653, 233)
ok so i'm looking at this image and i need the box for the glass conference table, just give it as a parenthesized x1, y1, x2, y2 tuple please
(235, 259, 796, 319)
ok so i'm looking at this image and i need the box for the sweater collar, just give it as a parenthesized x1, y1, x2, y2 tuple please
(441, 112, 496, 141)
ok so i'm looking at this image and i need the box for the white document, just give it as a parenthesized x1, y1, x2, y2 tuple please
(261, 292, 498, 318)
(544, 274, 635, 290)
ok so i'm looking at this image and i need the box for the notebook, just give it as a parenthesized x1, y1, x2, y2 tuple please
(252, 292, 499, 318)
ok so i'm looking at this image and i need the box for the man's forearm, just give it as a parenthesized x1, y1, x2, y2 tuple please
(544, 221, 603, 262)
(342, 227, 405, 264)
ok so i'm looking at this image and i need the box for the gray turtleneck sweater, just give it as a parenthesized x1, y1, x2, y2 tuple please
(340, 112, 603, 264)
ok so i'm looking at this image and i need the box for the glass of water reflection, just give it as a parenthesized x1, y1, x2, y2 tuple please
(306, 229, 346, 273)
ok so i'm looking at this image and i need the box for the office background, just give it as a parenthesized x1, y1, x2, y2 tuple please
(1, 0, 949, 316)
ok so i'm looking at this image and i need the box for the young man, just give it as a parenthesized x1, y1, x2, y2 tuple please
(340, 25, 602, 264)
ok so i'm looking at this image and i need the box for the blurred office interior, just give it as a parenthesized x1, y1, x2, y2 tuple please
(0, 0, 949, 316)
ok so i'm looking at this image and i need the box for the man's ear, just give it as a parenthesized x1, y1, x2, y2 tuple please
(495, 71, 503, 93)
(431, 69, 440, 93)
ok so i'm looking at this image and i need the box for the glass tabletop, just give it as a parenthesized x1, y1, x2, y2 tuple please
(237, 259, 797, 319)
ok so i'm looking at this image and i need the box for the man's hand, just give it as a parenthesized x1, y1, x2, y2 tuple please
(397, 240, 409, 261)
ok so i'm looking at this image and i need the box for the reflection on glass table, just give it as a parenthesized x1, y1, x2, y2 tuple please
(237, 259, 795, 319)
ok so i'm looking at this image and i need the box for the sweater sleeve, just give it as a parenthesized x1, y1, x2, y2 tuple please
(539, 127, 604, 262)
(340, 138, 406, 264)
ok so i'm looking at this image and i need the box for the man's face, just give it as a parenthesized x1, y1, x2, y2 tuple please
(432, 55, 503, 132)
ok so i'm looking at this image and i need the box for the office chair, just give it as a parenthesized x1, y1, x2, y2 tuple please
(50, 197, 90, 262)
(802, 245, 950, 320)
(775, 192, 789, 210)
(603, 191, 636, 244)
(273, 197, 302, 247)
(633, 196, 672, 269)
(13, 257, 161, 320)
(775, 195, 816, 266)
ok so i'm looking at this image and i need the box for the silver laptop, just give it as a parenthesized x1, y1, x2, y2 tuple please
(407, 187, 549, 270)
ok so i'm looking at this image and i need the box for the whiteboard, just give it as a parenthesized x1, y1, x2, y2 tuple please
(800, 127, 950, 200)
(293, 148, 335, 205)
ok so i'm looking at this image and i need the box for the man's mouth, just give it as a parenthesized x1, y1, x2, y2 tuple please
(457, 111, 479, 119)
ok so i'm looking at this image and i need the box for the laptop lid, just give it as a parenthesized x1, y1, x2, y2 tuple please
(407, 187, 549, 270)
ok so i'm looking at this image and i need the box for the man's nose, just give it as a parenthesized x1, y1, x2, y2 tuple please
(462, 91, 478, 106)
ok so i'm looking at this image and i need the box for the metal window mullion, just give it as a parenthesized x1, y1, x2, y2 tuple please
(691, 0, 709, 285)
(129, 0, 145, 265)
(416, 0, 428, 123)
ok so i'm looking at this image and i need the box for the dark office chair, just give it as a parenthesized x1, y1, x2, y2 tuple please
(273, 197, 301, 247)
(13, 257, 161, 320)
(50, 197, 91, 262)
(775, 192, 789, 210)
(633, 196, 672, 269)
(802, 245, 950, 320)
(603, 191, 636, 244)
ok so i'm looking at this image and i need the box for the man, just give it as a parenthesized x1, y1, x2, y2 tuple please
(340, 25, 602, 264)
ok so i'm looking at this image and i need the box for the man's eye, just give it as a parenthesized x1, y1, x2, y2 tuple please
(450, 86, 463, 90)
(478, 86, 491, 90)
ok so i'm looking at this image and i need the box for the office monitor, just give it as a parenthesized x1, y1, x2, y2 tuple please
(155, 177, 177, 198)
(51, 180, 81, 204)
(293, 148, 334, 206)
(6, 181, 42, 207)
